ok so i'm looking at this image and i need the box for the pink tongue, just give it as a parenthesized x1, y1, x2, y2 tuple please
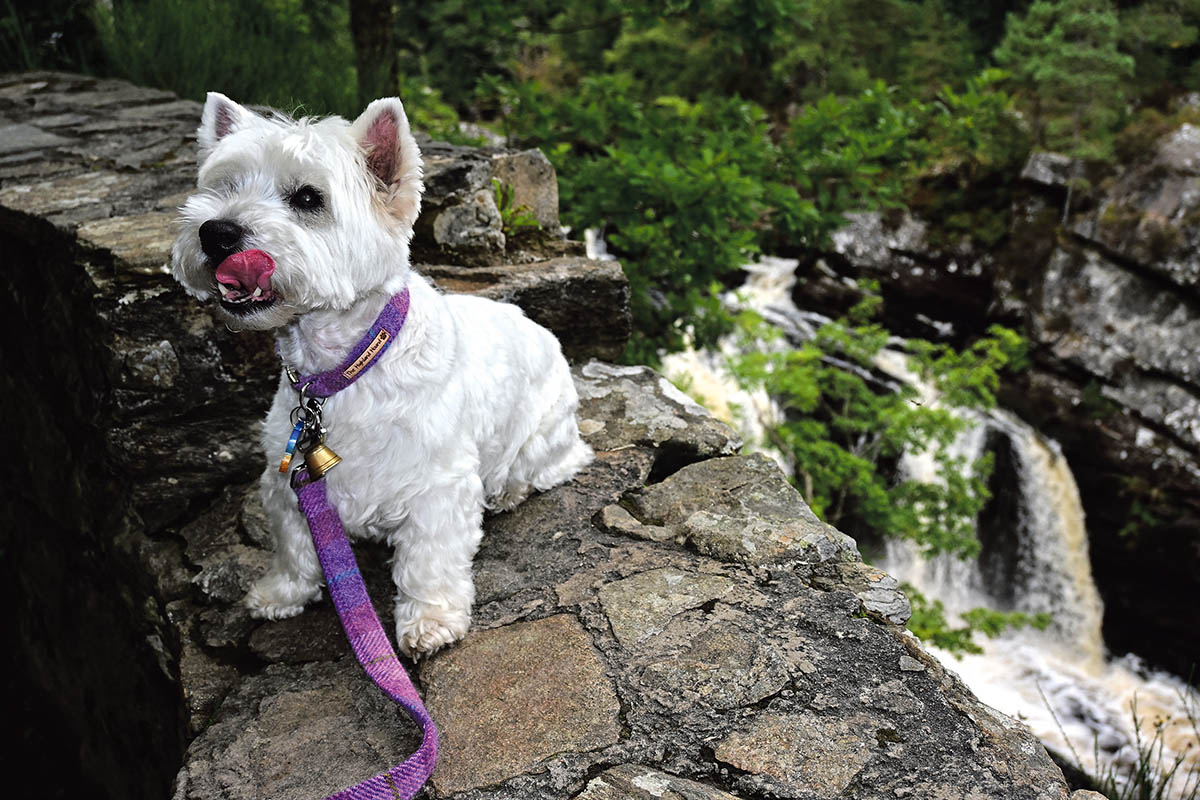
(216, 249, 276, 293)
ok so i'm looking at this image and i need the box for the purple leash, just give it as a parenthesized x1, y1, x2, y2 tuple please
(294, 471, 438, 799)
(280, 287, 437, 798)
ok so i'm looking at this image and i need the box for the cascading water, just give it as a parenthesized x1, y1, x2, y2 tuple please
(667, 255, 1199, 796)
(878, 364, 1197, 794)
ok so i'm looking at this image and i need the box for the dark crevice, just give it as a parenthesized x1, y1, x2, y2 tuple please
(646, 443, 716, 484)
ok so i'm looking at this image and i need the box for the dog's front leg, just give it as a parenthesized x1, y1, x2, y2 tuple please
(245, 467, 324, 619)
(390, 471, 484, 656)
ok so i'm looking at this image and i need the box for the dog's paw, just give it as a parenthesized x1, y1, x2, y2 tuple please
(245, 572, 321, 620)
(491, 484, 531, 513)
(395, 600, 470, 657)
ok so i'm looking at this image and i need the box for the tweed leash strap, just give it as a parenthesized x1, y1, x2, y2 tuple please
(289, 289, 411, 399)
(295, 469, 438, 799)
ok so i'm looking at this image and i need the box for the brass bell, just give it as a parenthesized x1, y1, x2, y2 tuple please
(304, 442, 343, 479)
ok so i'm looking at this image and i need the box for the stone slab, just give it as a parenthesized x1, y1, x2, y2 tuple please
(574, 361, 741, 458)
(714, 711, 879, 798)
(420, 614, 620, 794)
(425, 256, 630, 361)
(626, 453, 860, 567)
(171, 660, 422, 800)
(598, 567, 735, 648)
(577, 765, 741, 800)
(78, 211, 176, 274)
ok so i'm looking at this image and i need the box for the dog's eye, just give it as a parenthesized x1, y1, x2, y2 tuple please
(288, 185, 324, 212)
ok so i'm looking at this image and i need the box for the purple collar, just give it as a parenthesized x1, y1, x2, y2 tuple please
(287, 289, 411, 398)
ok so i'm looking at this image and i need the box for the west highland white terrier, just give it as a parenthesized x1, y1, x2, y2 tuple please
(171, 93, 593, 655)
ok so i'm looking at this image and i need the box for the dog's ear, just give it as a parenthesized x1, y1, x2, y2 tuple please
(351, 98, 424, 229)
(198, 92, 250, 164)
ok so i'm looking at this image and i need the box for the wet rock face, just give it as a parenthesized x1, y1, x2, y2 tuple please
(1076, 123, 1200, 293)
(2, 71, 1075, 800)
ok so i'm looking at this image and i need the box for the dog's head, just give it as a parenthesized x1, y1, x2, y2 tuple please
(171, 93, 423, 330)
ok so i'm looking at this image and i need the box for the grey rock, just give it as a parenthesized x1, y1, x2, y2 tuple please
(491, 148, 560, 230)
(412, 138, 566, 266)
(714, 711, 881, 798)
(0, 122, 76, 155)
(180, 486, 270, 604)
(574, 361, 741, 458)
(190, 545, 268, 605)
(0, 169, 138, 222)
(1035, 247, 1200, 448)
(638, 613, 791, 711)
(831, 211, 932, 269)
(167, 601, 240, 736)
(837, 562, 912, 625)
(1021, 151, 1076, 188)
(1076, 124, 1200, 291)
(430, 186, 506, 255)
(171, 660, 423, 800)
(118, 338, 182, 389)
(626, 453, 860, 567)
(248, 606, 349, 664)
(577, 765, 740, 800)
(596, 502, 676, 542)
(598, 567, 735, 647)
(425, 256, 631, 361)
(77, 211, 176, 273)
(420, 614, 621, 795)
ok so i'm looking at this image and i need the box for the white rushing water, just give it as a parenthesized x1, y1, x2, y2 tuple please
(667, 256, 1199, 796)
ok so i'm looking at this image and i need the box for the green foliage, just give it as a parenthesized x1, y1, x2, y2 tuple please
(908, 69, 1031, 249)
(909, 323, 1029, 408)
(93, 0, 358, 116)
(494, 76, 766, 360)
(769, 83, 927, 248)
(1119, 0, 1200, 104)
(731, 291, 1026, 558)
(396, 75, 479, 143)
(995, 0, 1135, 161)
(494, 75, 928, 359)
(904, 582, 1053, 657)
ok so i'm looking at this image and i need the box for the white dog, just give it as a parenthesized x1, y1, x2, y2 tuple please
(171, 93, 593, 655)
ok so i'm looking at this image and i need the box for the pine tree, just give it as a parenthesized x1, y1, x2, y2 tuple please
(994, 0, 1133, 220)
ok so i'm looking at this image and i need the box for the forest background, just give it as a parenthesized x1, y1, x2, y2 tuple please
(4, 0, 1198, 657)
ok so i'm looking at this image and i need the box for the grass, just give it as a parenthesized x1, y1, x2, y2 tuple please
(93, 0, 358, 117)
(1041, 681, 1200, 800)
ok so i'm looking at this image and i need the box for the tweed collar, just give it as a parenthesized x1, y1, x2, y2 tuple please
(285, 288, 411, 399)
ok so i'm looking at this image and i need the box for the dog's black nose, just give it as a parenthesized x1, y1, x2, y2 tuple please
(199, 219, 246, 262)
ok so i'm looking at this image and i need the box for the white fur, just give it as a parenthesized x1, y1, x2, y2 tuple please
(172, 93, 592, 655)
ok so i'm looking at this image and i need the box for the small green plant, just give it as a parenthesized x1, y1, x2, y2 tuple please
(904, 583, 1051, 656)
(491, 178, 542, 236)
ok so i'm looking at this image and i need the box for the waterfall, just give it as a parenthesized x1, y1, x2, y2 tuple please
(666, 256, 1199, 796)
(873, 351, 1198, 793)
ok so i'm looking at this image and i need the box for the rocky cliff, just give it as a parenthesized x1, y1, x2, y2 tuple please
(804, 139, 1200, 677)
(1, 72, 1093, 800)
